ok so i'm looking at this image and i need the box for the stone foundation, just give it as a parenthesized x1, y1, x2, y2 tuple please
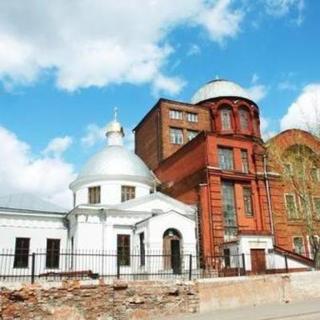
(0, 279, 199, 320)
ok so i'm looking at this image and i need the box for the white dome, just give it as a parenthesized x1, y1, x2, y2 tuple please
(191, 80, 253, 104)
(70, 146, 154, 190)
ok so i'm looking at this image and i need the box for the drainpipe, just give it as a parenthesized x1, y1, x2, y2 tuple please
(263, 153, 275, 243)
(194, 202, 201, 267)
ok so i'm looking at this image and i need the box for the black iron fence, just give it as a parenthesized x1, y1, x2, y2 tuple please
(0, 249, 312, 284)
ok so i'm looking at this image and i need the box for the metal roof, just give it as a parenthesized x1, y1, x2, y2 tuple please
(191, 79, 253, 104)
(70, 145, 155, 190)
(0, 193, 67, 214)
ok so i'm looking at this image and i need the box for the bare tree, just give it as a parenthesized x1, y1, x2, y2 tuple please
(267, 130, 320, 268)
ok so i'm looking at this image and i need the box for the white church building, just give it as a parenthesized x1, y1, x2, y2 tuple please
(0, 116, 197, 278)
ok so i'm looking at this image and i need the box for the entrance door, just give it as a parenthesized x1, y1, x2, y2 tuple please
(171, 240, 181, 274)
(251, 249, 266, 274)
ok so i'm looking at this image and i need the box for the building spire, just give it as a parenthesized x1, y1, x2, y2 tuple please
(106, 107, 124, 146)
(114, 106, 118, 121)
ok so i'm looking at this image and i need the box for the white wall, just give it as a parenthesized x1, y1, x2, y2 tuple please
(0, 213, 67, 252)
(75, 180, 151, 206)
(0, 212, 68, 276)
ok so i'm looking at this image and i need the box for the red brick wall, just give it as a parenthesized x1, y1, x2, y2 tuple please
(156, 130, 272, 257)
(134, 106, 161, 170)
(267, 129, 320, 256)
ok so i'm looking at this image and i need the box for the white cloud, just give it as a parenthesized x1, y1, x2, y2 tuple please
(278, 80, 297, 91)
(246, 84, 268, 102)
(0, 126, 75, 209)
(81, 124, 106, 148)
(264, 0, 304, 24)
(196, 0, 244, 44)
(187, 44, 201, 56)
(43, 136, 73, 158)
(81, 123, 135, 150)
(0, 0, 247, 93)
(280, 84, 320, 132)
(260, 116, 277, 140)
(251, 73, 259, 84)
(152, 74, 186, 96)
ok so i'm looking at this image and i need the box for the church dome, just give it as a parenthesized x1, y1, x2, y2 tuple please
(70, 113, 154, 191)
(70, 146, 154, 190)
(191, 79, 252, 104)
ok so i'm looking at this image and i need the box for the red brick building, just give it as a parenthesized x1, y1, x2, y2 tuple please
(134, 80, 318, 272)
(267, 129, 320, 260)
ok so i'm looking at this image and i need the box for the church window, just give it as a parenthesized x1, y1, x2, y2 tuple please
(46, 239, 60, 269)
(121, 186, 136, 202)
(221, 181, 237, 241)
(139, 233, 145, 266)
(253, 117, 260, 135)
(311, 168, 320, 182)
(243, 187, 253, 216)
(170, 128, 183, 144)
(239, 109, 250, 130)
(313, 197, 320, 217)
(169, 109, 183, 120)
(241, 150, 249, 173)
(284, 163, 293, 176)
(88, 186, 100, 204)
(220, 108, 232, 130)
(293, 237, 304, 255)
(187, 130, 198, 141)
(223, 248, 231, 268)
(285, 194, 298, 219)
(13, 238, 30, 268)
(218, 147, 234, 170)
(186, 112, 198, 122)
(117, 234, 130, 266)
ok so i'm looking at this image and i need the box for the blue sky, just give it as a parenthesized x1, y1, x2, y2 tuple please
(0, 0, 319, 207)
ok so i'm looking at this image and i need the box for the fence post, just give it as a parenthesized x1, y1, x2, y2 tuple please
(241, 253, 246, 276)
(117, 257, 120, 279)
(188, 254, 192, 281)
(284, 254, 288, 273)
(31, 252, 35, 284)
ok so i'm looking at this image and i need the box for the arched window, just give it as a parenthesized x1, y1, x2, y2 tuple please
(253, 115, 260, 136)
(220, 107, 232, 130)
(239, 108, 250, 130)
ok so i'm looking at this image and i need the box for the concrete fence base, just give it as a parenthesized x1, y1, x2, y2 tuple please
(198, 271, 320, 313)
(1, 271, 320, 319)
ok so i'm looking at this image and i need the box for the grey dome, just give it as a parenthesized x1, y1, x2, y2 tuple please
(191, 79, 252, 104)
(70, 146, 154, 190)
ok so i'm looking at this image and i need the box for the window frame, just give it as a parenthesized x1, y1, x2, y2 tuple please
(313, 196, 320, 218)
(239, 108, 250, 130)
(241, 149, 249, 173)
(186, 112, 198, 123)
(292, 236, 304, 255)
(169, 127, 184, 145)
(186, 130, 198, 141)
(46, 238, 60, 269)
(284, 163, 293, 176)
(88, 186, 101, 204)
(218, 147, 234, 170)
(243, 186, 254, 217)
(169, 109, 183, 120)
(13, 237, 30, 269)
(121, 185, 136, 202)
(311, 167, 320, 182)
(220, 107, 232, 131)
(285, 193, 299, 219)
(139, 232, 145, 267)
(117, 234, 131, 266)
